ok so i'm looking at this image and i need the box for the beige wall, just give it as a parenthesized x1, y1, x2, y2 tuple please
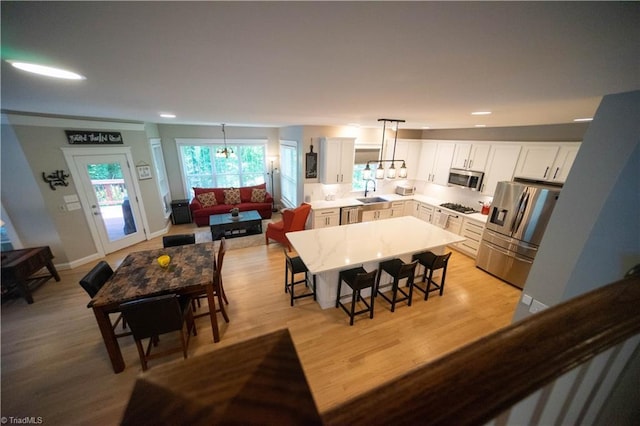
(1, 114, 166, 267)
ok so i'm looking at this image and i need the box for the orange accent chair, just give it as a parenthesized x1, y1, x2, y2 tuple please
(265, 203, 312, 251)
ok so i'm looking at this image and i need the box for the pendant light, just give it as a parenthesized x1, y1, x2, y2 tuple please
(215, 124, 235, 158)
(398, 161, 408, 179)
(375, 119, 387, 180)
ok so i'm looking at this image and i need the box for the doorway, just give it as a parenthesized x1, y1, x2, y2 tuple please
(63, 147, 147, 254)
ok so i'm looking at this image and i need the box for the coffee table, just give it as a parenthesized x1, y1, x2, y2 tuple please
(209, 210, 263, 241)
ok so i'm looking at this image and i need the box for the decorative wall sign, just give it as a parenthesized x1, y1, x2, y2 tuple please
(136, 165, 152, 180)
(305, 142, 318, 179)
(42, 170, 70, 190)
(65, 130, 123, 144)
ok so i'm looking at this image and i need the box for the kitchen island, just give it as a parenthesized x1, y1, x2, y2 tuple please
(287, 216, 465, 309)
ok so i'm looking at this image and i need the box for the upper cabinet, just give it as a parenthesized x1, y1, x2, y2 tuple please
(416, 141, 455, 185)
(481, 144, 522, 195)
(451, 143, 490, 171)
(320, 137, 355, 184)
(386, 139, 422, 180)
(514, 142, 580, 183)
(550, 144, 580, 183)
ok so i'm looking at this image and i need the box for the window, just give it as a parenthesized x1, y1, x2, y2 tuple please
(280, 141, 298, 208)
(176, 139, 267, 199)
(352, 147, 380, 191)
(150, 139, 171, 216)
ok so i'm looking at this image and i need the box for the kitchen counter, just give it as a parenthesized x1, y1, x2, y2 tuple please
(287, 216, 465, 309)
(308, 194, 488, 223)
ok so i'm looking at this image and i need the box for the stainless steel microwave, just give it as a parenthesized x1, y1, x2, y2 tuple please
(448, 168, 484, 191)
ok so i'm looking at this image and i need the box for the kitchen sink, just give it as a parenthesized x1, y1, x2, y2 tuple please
(357, 197, 388, 204)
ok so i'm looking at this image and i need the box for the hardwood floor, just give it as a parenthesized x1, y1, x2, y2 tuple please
(0, 227, 521, 424)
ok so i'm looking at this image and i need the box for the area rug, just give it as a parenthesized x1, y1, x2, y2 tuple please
(194, 212, 281, 250)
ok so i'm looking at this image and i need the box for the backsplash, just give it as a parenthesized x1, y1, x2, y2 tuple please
(304, 179, 493, 208)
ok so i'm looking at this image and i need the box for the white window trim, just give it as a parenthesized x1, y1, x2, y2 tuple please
(175, 138, 268, 198)
(150, 138, 171, 219)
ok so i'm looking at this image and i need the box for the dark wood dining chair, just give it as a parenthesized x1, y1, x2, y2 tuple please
(162, 233, 196, 248)
(194, 237, 229, 324)
(79, 260, 130, 337)
(120, 294, 197, 371)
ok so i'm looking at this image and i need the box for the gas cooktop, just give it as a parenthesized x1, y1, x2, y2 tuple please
(439, 203, 478, 214)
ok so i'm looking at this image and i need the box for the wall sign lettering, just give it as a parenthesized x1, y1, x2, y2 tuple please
(65, 130, 124, 144)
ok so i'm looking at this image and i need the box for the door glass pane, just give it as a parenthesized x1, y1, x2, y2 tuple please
(86, 162, 137, 241)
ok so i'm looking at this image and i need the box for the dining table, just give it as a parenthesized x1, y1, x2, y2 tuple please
(287, 216, 466, 309)
(91, 242, 220, 373)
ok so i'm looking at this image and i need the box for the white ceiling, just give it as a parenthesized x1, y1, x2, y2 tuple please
(1, 2, 638, 130)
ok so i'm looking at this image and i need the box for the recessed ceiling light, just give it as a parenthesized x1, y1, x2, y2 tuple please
(475, 124, 487, 128)
(160, 113, 176, 118)
(8, 60, 85, 80)
(421, 126, 430, 129)
(471, 111, 492, 115)
(573, 117, 593, 122)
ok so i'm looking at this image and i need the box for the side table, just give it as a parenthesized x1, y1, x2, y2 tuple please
(1, 246, 61, 304)
(171, 199, 192, 224)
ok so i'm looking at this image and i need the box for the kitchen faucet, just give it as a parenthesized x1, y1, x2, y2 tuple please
(364, 179, 376, 197)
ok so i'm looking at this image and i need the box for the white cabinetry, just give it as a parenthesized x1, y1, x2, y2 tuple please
(550, 144, 580, 183)
(417, 203, 434, 223)
(311, 208, 340, 229)
(416, 141, 455, 185)
(320, 137, 355, 184)
(455, 218, 485, 258)
(390, 201, 405, 218)
(452, 143, 490, 171)
(481, 144, 522, 195)
(514, 142, 580, 183)
(514, 144, 559, 181)
(361, 209, 392, 222)
(405, 200, 419, 217)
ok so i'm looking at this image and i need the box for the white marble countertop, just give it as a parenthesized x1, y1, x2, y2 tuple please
(287, 216, 466, 275)
(308, 194, 488, 223)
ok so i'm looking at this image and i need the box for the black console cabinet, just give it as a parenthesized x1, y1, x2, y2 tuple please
(171, 199, 192, 225)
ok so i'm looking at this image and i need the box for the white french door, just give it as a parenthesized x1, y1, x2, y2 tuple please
(63, 148, 147, 254)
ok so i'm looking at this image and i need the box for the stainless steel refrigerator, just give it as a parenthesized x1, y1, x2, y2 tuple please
(476, 180, 561, 289)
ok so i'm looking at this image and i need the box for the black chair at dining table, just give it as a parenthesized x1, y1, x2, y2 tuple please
(119, 294, 197, 371)
(79, 260, 130, 337)
(193, 237, 229, 326)
(162, 233, 196, 248)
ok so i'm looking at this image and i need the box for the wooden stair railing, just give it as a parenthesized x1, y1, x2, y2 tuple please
(121, 275, 639, 424)
(322, 274, 640, 425)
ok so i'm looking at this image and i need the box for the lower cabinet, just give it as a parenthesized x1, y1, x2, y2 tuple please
(311, 208, 340, 229)
(390, 201, 405, 218)
(361, 209, 392, 222)
(417, 203, 434, 223)
(454, 217, 485, 257)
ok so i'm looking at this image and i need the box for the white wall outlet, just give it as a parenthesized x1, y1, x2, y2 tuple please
(521, 293, 533, 306)
(529, 299, 549, 314)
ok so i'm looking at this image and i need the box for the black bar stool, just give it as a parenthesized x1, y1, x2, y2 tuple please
(375, 258, 419, 312)
(411, 251, 452, 301)
(336, 267, 378, 326)
(284, 249, 316, 306)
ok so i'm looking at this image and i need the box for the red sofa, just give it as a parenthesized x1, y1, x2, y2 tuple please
(189, 184, 273, 227)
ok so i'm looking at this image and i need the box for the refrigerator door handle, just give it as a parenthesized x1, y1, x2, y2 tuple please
(512, 190, 530, 234)
(483, 241, 511, 256)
